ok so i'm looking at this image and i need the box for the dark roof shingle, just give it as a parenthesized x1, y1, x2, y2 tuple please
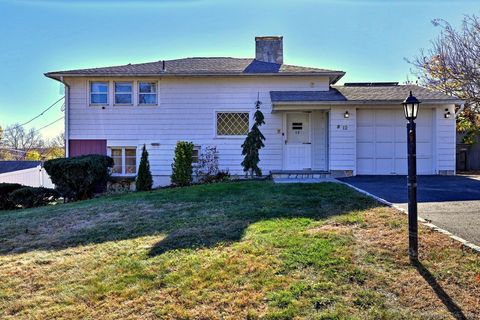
(0, 161, 41, 174)
(45, 57, 344, 79)
(271, 85, 463, 104)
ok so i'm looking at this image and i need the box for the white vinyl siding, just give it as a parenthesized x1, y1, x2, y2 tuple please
(66, 76, 330, 181)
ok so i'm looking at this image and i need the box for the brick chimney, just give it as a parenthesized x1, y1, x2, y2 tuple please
(255, 36, 283, 64)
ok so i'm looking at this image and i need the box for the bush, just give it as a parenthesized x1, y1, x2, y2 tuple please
(194, 146, 220, 182)
(136, 144, 153, 191)
(202, 170, 231, 184)
(9, 187, 59, 208)
(0, 183, 23, 210)
(44, 154, 114, 201)
(171, 141, 194, 186)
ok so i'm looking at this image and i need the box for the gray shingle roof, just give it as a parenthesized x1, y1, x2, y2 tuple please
(271, 85, 463, 104)
(0, 161, 41, 174)
(45, 57, 345, 81)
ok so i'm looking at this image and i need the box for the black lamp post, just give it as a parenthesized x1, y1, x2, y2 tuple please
(402, 91, 421, 261)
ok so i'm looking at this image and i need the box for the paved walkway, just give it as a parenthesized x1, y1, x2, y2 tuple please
(339, 175, 480, 246)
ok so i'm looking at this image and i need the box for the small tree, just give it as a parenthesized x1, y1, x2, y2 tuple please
(171, 141, 194, 186)
(136, 144, 153, 191)
(241, 99, 265, 177)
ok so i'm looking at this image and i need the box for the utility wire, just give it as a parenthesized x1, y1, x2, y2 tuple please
(34, 116, 64, 133)
(19, 96, 65, 127)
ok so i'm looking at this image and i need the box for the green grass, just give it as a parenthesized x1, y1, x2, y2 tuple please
(0, 181, 478, 319)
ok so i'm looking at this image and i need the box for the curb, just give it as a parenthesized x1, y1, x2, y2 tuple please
(338, 180, 480, 254)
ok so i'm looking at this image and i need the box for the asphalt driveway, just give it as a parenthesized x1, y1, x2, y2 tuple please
(339, 175, 480, 246)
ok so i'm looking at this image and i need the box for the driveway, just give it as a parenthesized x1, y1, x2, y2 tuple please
(339, 175, 480, 246)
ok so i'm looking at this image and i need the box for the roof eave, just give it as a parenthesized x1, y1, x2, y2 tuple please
(44, 71, 346, 79)
(271, 99, 464, 105)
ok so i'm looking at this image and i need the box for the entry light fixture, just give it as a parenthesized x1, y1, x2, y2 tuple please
(402, 91, 420, 121)
(344, 111, 350, 118)
(444, 109, 451, 119)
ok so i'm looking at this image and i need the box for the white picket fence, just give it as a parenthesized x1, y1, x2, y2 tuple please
(0, 166, 54, 188)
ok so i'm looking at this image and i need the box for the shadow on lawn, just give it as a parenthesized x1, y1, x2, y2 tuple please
(0, 182, 378, 256)
(412, 260, 468, 320)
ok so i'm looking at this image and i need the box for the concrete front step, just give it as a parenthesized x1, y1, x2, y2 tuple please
(270, 170, 331, 180)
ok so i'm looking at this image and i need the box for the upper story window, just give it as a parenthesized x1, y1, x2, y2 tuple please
(114, 82, 133, 105)
(90, 82, 109, 105)
(138, 82, 157, 105)
(216, 112, 249, 136)
(110, 147, 137, 176)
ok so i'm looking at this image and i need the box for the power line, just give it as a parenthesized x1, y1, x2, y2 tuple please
(19, 96, 65, 127)
(34, 116, 64, 133)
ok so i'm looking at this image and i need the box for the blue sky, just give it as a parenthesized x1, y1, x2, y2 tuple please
(0, 0, 477, 138)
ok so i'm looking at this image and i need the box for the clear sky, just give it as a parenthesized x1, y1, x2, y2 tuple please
(0, 0, 478, 138)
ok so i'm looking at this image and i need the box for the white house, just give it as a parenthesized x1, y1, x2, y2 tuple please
(45, 36, 462, 186)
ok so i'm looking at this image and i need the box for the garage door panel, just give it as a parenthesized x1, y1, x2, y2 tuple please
(375, 110, 393, 125)
(357, 142, 374, 158)
(375, 142, 394, 157)
(357, 127, 374, 142)
(356, 109, 434, 175)
(375, 127, 393, 142)
(376, 159, 394, 174)
(357, 159, 373, 174)
(394, 159, 407, 175)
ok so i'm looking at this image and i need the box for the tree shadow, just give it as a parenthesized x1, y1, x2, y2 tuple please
(0, 182, 379, 256)
(411, 259, 468, 320)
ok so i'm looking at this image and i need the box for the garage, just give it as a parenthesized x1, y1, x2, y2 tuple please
(356, 108, 434, 175)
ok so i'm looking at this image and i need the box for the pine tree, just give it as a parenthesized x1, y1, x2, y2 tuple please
(136, 144, 153, 191)
(241, 99, 265, 177)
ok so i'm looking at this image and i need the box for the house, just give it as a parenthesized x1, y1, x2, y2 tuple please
(0, 161, 54, 188)
(44, 36, 462, 186)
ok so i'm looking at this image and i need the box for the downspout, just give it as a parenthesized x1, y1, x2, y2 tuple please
(60, 76, 70, 157)
(455, 103, 465, 118)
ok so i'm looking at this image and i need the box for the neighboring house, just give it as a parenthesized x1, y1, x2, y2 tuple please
(0, 161, 54, 188)
(45, 36, 462, 187)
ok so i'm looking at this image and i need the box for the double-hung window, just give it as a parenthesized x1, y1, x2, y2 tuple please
(138, 82, 157, 105)
(110, 147, 137, 176)
(114, 82, 133, 105)
(216, 112, 250, 137)
(90, 82, 109, 105)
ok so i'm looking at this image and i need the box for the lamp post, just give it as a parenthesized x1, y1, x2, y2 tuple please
(402, 91, 421, 261)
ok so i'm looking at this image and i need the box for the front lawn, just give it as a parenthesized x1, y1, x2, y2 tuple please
(0, 181, 478, 319)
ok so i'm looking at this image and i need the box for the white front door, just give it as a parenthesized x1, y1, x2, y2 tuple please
(284, 113, 312, 170)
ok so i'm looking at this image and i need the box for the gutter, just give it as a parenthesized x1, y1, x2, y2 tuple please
(455, 103, 465, 118)
(60, 76, 70, 158)
(271, 99, 465, 106)
(44, 71, 346, 80)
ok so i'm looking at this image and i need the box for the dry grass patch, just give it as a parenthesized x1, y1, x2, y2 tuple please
(0, 181, 478, 319)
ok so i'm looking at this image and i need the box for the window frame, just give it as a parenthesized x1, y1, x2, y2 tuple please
(138, 81, 158, 106)
(89, 81, 109, 106)
(114, 81, 133, 106)
(192, 145, 201, 164)
(108, 146, 137, 176)
(214, 111, 251, 138)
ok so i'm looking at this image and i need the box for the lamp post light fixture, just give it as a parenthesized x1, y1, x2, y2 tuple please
(402, 91, 421, 261)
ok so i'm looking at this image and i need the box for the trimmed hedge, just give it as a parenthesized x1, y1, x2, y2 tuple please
(44, 154, 114, 201)
(8, 187, 59, 208)
(171, 142, 194, 186)
(0, 183, 24, 210)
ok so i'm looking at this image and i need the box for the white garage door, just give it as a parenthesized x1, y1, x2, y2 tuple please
(357, 109, 434, 175)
